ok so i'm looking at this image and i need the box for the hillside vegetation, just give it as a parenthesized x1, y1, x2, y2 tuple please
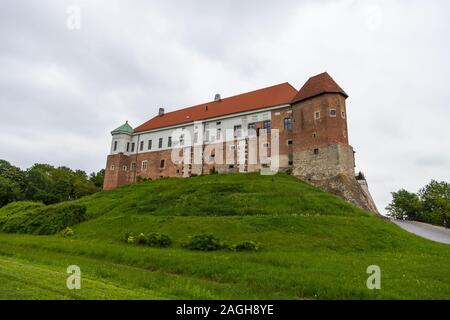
(0, 173, 449, 300)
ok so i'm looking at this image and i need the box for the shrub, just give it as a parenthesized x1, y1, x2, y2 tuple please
(0, 202, 87, 235)
(123, 231, 133, 242)
(62, 227, 74, 237)
(209, 167, 218, 175)
(127, 236, 136, 244)
(147, 232, 172, 247)
(183, 233, 225, 251)
(135, 233, 147, 245)
(231, 241, 260, 252)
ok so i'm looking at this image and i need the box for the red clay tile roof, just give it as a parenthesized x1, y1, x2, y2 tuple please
(291, 72, 348, 104)
(134, 83, 298, 132)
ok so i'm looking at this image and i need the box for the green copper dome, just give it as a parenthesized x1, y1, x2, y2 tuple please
(111, 121, 133, 135)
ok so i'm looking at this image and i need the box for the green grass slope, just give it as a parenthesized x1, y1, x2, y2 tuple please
(0, 173, 449, 300)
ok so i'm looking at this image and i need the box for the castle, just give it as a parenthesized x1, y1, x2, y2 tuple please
(103, 72, 378, 213)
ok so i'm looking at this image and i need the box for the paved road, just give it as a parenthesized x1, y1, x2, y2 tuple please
(392, 220, 450, 245)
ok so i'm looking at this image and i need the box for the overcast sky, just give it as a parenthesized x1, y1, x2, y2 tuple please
(0, 0, 449, 214)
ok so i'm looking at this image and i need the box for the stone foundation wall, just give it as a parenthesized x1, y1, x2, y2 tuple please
(292, 143, 355, 180)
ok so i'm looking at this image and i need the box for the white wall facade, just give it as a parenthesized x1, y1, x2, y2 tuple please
(110, 105, 288, 156)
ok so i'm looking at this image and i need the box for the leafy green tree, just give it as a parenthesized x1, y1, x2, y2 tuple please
(418, 180, 450, 227)
(386, 189, 422, 220)
(0, 176, 23, 207)
(0, 160, 27, 192)
(89, 169, 105, 189)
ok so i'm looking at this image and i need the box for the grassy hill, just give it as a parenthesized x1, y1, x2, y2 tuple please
(0, 173, 449, 299)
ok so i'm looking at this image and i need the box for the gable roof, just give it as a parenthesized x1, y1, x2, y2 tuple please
(134, 83, 298, 133)
(291, 72, 348, 104)
(111, 121, 133, 135)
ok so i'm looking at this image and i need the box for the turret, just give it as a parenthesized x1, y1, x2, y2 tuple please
(110, 121, 134, 155)
(291, 72, 355, 180)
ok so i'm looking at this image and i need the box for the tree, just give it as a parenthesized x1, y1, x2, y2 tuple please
(418, 180, 450, 227)
(386, 189, 422, 220)
(89, 169, 105, 189)
(0, 176, 23, 207)
(0, 160, 27, 192)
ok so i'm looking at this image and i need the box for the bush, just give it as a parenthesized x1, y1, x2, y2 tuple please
(136, 233, 147, 245)
(123, 231, 133, 242)
(183, 233, 225, 251)
(0, 202, 87, 235)
(62, 227, 74, 237)
(209, 167, 218, 175)
(147, 232, 172, 247)
(127, 236, 136, 244)
(231, 241, 260, 252)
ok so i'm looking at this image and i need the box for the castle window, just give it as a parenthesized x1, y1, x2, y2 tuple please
(160, 160, 165, 169)
(168, 136, 172, 148)
(110, 165, 115, 171)
(248, 123, 256, 136)
(179, 135, 184, 146)
(158, 138, 163, 148)
(131, 143, 135, 153)
(288, 161, 293, 166)
(216, 121, 221, 125)
(148, 140, 152, 150)
(216, 128, 222, 140)
(131, 162, 136, 171)
(284, 118, 293, 130)
(205, 130, 210, 142)
(330, 109, 337, 117)
(122, 165, 127, 172)
(314, 148, 319, 155)
(313, 132, 317, 138)
(341, 111, 346, 119)
(113, 141, 118, 152)
(263, 120, 271, 133)
(287, 139, 293, 146)
(234, 125, 242, 138)
(140, 141, 144, 151)
(126, 143, 130, 152)
(142, 160, 148, 170)
(314, 111, 321, 120)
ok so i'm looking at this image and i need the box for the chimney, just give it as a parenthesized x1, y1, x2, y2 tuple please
(158, 108, 165, 117)
(214, 94, 221, 102)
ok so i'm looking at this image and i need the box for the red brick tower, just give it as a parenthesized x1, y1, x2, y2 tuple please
(291, 72, 354, 180)
(291, 73, 378, 212)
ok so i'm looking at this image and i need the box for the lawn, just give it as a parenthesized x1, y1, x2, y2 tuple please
(0, 173, 449, 300)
